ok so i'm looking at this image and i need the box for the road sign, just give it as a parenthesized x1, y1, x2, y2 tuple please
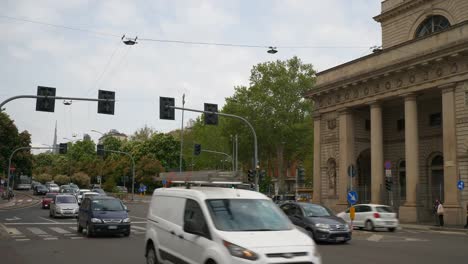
(385, 169, 392, 178)
(350, 206, 356, 221)
(348, 165, 356, 177)
(457, 180, 465, 190)
(347, 191, 358, 205)
(384, 160, 392, 170)
(97, 176, 102, 183)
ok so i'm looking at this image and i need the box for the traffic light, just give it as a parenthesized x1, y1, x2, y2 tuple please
(194, 144, 201, 156)
(58, 143, 67, 154)
(98, 90, 115, 115)
(97, 144, 105, 157)
(160, 97, 175, 120)
(204, 103, 218, 125)
(385, 177, 392, 191)
(298, 167, 305, 185)
(259, 170, 266, 183)
(36, 86, 56, 112)
(247, 169, 255, 183)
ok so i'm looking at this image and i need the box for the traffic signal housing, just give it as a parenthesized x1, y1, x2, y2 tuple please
(204, 103, 218, 125)
(247, 169, 255, 183)
(194, 144, 201, 156)
(36, 86, 56, 112)
(58, 143, 67, 154)
(97, 144, 105, 157)
(98, 90, 115, 115)
(385, 177, 392, 191)
(160, 97, 175, 120)
(298, 167, 305, 185)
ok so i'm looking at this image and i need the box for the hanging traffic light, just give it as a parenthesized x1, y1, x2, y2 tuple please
(160, 97, 175, 120)
(97, 144, 105, 157)
(97, 90, 115, 115)
(204, 103, 218, 125)
(194, 144, 201, 156)
(36, 86, 56, 112)
(58, 143, 68, 154)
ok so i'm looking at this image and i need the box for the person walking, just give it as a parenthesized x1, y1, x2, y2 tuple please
(437, 201, 445, 227)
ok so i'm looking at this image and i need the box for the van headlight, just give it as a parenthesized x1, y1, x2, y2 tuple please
(315, 223, 330, 231)
(223, 240, 258, 260)
(122, 218, 131, 223)
(91, 218, 102, 223)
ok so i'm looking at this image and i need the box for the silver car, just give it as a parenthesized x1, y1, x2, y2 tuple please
(47, 183, 60, 193)
(50, 194, 79, 218)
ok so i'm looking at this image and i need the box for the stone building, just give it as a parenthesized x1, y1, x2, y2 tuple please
(306, 0, 468, 225)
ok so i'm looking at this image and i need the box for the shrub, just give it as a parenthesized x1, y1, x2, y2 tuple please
(53, 174, 70, 186)
(103, 177, 116, 193)
(71, 172, 90, 188)
(34, 173, 53, 184)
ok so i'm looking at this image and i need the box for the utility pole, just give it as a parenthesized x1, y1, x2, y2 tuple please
(179, 94, 185, 173)
(235, 134, 238, 173)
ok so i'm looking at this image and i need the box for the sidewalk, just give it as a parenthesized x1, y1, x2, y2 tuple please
(401, 223, 468, 233)
(0, 197, 16, 210)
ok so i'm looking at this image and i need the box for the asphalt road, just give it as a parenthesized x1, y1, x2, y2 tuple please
(1, 192, 467, 264)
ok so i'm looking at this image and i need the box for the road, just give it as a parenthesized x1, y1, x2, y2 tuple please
(1, 192, 467, 264)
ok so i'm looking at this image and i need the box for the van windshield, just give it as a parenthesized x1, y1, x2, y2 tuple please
(206, 199, 292, 232)
(91, 199, 124, 211)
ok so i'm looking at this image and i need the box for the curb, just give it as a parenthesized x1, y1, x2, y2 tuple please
(401, 224, 468, 233)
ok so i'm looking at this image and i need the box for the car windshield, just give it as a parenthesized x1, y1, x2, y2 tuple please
(56, 196, 76, 204)
(376, 206, 393, 213)
(38, 186, 47, 190)
(206, 199, 292, 232)
(91, 199, 124, 211)
(302, 204, 333, 217)
(50, 184, 58, 187)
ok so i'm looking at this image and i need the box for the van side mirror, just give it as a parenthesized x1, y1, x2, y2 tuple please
(184, 219, 204, 236)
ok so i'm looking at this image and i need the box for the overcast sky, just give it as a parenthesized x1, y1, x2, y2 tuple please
(1, 0, 382, 149)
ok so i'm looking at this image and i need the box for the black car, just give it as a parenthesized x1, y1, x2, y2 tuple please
(77, 196, 130, 237)
(33, 185, 48, 195)
(280, 202, 352, 243)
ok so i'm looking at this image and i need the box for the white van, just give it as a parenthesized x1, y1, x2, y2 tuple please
(145, 187, 321, 264)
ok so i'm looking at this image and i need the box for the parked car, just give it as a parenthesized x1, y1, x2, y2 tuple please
(144, 187, 321, 264)
(60, 187, 76, 194)
(91, 188, 106, 196)
(76, 189, 91, 204)
(41, 193, 58, 209)
(77, 196, 130, 237)
(50, 194, 79, 218)
(46, 183, 60, 193)
(336, 204, 399, 232)
(31, 181, 41, 190)
(280, 202, 351, 243)
(33, 185, 48, 195)
(115, 186, 128, 193)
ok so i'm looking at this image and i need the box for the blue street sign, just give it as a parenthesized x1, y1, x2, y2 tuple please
(457, 180, 464, 190)
(348, 165, 356, 177)
(347, 191, 358, 205)
(384, 160, 392, 170)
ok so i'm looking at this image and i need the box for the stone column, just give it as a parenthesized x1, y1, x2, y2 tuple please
(399, 94, 419, 222)
(338, 109, 355, 207)
(312, 114, 322, 203)
(441, 83, 462, 225)
(370, 102, 384, 204)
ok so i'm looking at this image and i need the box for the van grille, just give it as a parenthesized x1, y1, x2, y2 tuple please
(266, 252, 308, 258)
(102, 219, 122, 224)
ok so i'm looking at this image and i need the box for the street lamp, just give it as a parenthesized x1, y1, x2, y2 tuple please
(90, 129, 104, 135)
(63, 137, 79, 143)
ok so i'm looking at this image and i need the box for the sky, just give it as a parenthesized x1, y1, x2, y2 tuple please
(0, 0, 382, 149)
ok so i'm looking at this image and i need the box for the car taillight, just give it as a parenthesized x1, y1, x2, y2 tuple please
(373, 213, 380, 218)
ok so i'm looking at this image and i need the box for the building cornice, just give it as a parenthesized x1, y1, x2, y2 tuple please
(374, 0, 431, 22)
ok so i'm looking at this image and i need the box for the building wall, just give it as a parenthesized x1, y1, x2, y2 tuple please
(319, 112, 339, 208)
(455, 81, 468, 208)
(380, 0, 468, 48)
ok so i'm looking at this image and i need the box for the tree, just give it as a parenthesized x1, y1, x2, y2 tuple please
(53, 174, 70, 185)
(71, 172, 90, 188)
(222, 56, 316, 193)
(135, 154, 164, 189)
(131, 125, 156, 141)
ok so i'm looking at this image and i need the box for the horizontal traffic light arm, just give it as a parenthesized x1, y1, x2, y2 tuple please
(201, 149, 232, 160)
(0, 95, 115, 111)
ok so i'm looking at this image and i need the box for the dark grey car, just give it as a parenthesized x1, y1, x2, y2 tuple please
(280, 202, 352, 243)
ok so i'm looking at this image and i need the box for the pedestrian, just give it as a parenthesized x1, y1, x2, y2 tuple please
(437, 201, 445, 227)
(465, 204, 468, 229)
(433, 199, 440, 226)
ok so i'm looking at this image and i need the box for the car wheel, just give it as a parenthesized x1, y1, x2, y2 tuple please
(77, 221, 83, 233)
(388, 227, 396, 232)
(365, 220, 374, 231)
(306, 229, 316, 241)
(85, 223, 93, 238)
(146, 245, 158, 264)
(124, 230, 130, 237)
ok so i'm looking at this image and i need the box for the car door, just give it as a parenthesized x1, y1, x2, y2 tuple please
(360, 205, 373, 224)
(179, 199, 213, 264)
(290, 205, 306, 228)
(353, 205, 363, 227)
(79, 199, 89, 227)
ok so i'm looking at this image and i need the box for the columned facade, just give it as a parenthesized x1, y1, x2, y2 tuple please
(370, 102, 384, 204)
(338, 109, 355, 207)
(312, 114, 321, 203)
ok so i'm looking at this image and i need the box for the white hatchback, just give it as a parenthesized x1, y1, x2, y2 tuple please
(145, 187, 321, 264)
(336, 204, 399, 232)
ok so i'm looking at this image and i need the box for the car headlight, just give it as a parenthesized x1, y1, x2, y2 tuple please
(122, 218, 131, 223)
(91, 218, 102, 223)
(223, 240, 258, 260)
(315, 223, 330, 231)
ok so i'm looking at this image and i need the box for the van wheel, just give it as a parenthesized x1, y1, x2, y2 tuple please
(206, 260, 217, 264)
(146, 245, 158, 264)
(365, 220, 374, 231)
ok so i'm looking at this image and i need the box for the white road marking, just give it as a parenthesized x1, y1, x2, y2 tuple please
(367, 234, 384, 242)
(49, 227, 71, 234)
(5, 222, 75, 225)
(433, 230, 467, 236)
(129, 215, 147, 220)
(27, 227, 47, 235)
(5, 216, 21, 221)
(131, 225, 146, 231)
(69, 226, 77, 231)
(132, 221, 146, 224)
(405, 237, 429, 242)
(27, 199, 32, 202)
(17, 200, 23, 203)
(39, 216, 58, 223)
(70, 237, 83, 240)
(6, 228, 23, 236)
(15, 239, 30, 241)
(43, 237, 58, 240)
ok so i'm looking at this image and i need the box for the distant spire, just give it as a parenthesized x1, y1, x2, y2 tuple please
(53, 121, 58, 154)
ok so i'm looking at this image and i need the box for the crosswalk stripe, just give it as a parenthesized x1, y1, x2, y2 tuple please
(16, 239, 30, 241)
(70, 237, 83, 240)
(131, 225, 146, 231)
(6, 228, 22, 236)
(49, 227, 71, 234)
(27, 227, 47, 235)
(43, 237, 58, 240)
(69, 227, 77, 231)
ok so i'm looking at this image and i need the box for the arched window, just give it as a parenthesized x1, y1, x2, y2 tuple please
(415, 15, 451, 38)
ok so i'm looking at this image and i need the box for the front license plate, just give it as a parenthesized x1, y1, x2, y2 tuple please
(336, 237, 345, 241)
(386, 221, 394, 225)
(108, 226, 117, 230)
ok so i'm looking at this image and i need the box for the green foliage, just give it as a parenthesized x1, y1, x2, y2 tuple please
(131, 125, 156, 141)
(34, 173, 53, 184)
(136, 154, 164, 188)
(53, 174, 70, 185)
(103, 176, 117, 192)
(71, 172, 90, 188)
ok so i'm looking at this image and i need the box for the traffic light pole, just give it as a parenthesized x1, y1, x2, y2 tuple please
(169, 105, 260, 191)
(0, 95, 115, 110)
(7, 146, 58, 191)
(102, 149, 136, 201)
(201, 149, 233, 172)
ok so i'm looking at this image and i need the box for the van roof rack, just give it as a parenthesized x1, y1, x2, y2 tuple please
(159, 171, 247, 189)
